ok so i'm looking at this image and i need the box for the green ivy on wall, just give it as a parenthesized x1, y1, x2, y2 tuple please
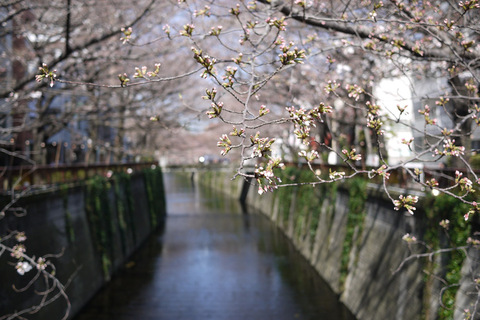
(273, 166, 298, 228)
(339, 177, 368, 290)
(143, 167, 166, 229)
(82, 168, 166, 280)
(84, 176, 115, 280)
(422, 193, 472, 320)
(271, 167, 369, 292)
(291, 169, 319, 242)
(272, 167, 337, 251)
(112, 172, 136, 255)
(201, 165, 476, 318)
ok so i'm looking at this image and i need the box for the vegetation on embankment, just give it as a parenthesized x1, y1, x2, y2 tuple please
(84, 167, 166, 279)
(197, 166, 477, 320)
(0, 167, 166, 319)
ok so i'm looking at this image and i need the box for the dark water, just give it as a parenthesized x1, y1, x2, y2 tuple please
(75, 172, 355, 320)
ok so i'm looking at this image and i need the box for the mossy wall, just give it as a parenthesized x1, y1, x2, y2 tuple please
(198, 167, 477, 320)
(194, 168, 245, 202)
(0, 168, 166, 319)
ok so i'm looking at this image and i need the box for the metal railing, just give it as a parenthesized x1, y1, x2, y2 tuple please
(0, 162, 158, 192)
(0, 160, 471, 194)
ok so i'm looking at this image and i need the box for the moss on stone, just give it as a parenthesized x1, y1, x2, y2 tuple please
(339, 177, 368, 291)
(425, 194, 471, 320)
(143, 167, 166, 229)
(84, 176, 114, 280)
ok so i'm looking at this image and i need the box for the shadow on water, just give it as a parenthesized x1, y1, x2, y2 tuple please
(75, 171, 355, 320)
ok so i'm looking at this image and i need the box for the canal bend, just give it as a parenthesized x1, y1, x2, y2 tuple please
(75, 172, 355, 320)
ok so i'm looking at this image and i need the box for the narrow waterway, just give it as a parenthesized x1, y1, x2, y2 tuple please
(75, 172, 355, 320)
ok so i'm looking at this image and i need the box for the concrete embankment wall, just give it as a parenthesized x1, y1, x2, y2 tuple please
(0, 168, 166, 319)
(198, 167, 477, 320)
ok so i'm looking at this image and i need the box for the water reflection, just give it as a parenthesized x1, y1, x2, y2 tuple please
(75, 172, 355, 320)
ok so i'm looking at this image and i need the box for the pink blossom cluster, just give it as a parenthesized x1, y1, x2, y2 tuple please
(434, 139, 465, 157)
(255, 157, 284, 194)
(393, 194, 419, 215)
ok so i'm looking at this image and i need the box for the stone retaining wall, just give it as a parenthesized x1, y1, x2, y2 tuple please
(0, 168, 166, 319)
(197, 167, 477, 320)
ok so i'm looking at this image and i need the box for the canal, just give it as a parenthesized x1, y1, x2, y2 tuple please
(75, 172, 355, 320)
